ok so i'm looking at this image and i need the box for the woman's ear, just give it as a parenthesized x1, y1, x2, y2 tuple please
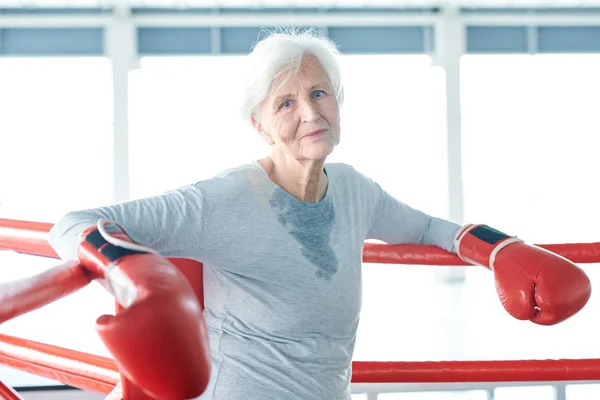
(251, 114, 262, 134)
(252, 115, 275, 145)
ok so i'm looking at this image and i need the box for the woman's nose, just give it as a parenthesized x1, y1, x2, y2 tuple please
(298, 99, 321, 122)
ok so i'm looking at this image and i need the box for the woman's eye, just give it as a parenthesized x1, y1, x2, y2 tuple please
(312, 90, 325, 99)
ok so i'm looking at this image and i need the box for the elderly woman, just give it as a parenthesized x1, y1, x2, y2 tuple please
(49, 30, 590, 400)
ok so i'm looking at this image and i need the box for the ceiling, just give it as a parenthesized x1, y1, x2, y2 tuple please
(1, 0, 600, 8)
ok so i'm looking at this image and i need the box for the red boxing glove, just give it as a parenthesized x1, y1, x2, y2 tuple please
(78, 220, 211, 400)
(455, 224, 591, 325)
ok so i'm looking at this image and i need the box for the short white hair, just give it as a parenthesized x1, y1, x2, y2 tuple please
(239, 27, 344, 125)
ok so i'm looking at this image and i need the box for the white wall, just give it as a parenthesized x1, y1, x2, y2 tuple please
(18, 389, 103, 400)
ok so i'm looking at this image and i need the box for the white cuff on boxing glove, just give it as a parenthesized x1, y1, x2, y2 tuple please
(77, 219, 162, 308)
(454, 223, 524, 270)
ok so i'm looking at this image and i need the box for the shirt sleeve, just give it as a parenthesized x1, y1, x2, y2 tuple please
(364, 178, 461, 253)
(48, 183, 210, 261)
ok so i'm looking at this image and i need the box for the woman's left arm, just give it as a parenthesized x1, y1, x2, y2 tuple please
(366, 181, 461, 253)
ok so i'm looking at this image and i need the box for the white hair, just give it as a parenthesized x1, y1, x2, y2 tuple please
(239, 27, 344, 126)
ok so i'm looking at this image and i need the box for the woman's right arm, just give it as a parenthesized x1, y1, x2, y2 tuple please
(49, 184, 209, 261)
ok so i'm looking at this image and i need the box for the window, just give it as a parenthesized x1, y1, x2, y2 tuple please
(128, 55, 269, 200)
(331, 55, 448, 219)
(459, 54, 600, 361)
(0, 57, 115, 388)
(460, 54, 600, 244)
(0, 57, 114, 222)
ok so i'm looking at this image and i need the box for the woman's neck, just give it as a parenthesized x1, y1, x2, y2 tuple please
(259, 154, 328, 203)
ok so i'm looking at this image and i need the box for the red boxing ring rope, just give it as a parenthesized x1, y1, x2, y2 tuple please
(0, 380, 23, 400)
(1, 217, 600, 399)
(363, 241, 600, 265)
(0, 333, 120, 395)
(3, 217, 600, 265)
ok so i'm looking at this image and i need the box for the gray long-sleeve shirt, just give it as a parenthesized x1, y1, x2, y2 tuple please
(49, 161, 461, 400)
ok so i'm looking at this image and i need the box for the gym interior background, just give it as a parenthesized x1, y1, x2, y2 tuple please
(1, 0, 599, 399)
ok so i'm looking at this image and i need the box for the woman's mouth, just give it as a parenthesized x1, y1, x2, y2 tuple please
(303, 129, 327, 139)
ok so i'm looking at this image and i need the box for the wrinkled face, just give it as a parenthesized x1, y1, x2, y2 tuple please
(253, 55, 341, 162)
